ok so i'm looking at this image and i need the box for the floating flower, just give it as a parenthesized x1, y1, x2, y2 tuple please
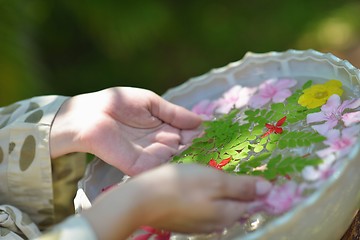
(261, 116, 286, 138)
(191, 99, 218, 120)
(208, 157, 231, 170)
(302, 155, 335, 182)
(214, 85, 256, 114)
(298, 80, 343, 109)
(255, 181, 303, 215)
(133, 226, 171, 240)
(249, 78, 297, 108)
(342, 111, 360, 127)
(307, 94, 360, 135)
(316, 125, 360, 159)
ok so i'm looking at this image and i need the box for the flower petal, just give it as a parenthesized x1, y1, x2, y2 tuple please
(323, 129, 340, 145)
(321, 94, 341, 113)
(316, 147, 334, 158)
(340, 98, 360, 112)
(214, 102, 235, 114)
(235, 87, 257, 108)
(263, 181, 301, 215)
(222, 85, 243, 100)
(302, 166, 320, 181)
(276, 116, 287, 126)
(325, 79, 342, 88)
(307, 112, 327, 124)
(342, 125, 360, 139)
(273, 78, 297, 89)
(258, 78, 276, 90)
(272, 89, 292, 103)
(342, 111, 360, 127)
(312, 120, 338, 135)
(192, 100, 217, 117)
(208, 159, 217, 167)
(249, 95, 270, 108)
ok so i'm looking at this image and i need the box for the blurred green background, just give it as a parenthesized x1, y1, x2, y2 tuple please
(1, 0, 360, 105)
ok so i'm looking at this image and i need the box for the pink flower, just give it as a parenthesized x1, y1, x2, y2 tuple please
(316, 125, 360, 159)
(249, 182, 303, 215)
(191, 99, 218, 120)
(133, 226, 171, 240)
(307, 94, 360, 135)
(261, 181, 303, 215)
(302, 155, 335, 181)
(249, 78, 297, 108)
(342, 111, 360, 127)
(214, 85, 256, 114)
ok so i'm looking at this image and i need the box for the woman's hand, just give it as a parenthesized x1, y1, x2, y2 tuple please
(50, 87, 202, 175)
(82, 164, 272, 240)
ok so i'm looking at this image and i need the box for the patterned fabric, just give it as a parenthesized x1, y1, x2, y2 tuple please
(35, 216, 97, 240)
(0, 96, 93, 239)
(52, 153, 86, 224)
(0, 205, 96, 240)
(0, 205, 41, 239)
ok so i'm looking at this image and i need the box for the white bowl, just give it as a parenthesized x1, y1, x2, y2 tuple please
(76, 49, 360, 240)
(162, 49, 360, 240)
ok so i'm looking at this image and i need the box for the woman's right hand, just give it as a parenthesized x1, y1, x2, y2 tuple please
(81, 164, 271, 240)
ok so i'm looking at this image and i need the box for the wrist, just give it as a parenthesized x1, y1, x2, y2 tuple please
(82, 182, 146, 240)
(50, 98, 79, 158)
(127, 166, 178, 227)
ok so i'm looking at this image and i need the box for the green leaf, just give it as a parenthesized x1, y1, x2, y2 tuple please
(261, 155, 322, 180)
(252, 125, 264, 135)
(236, 150, 249, 159)
(277, 130, 326, 148)
(259, 137, 268, 145)
(247, 134, 257, 141)
(267, 154, 282, 168)
(266, 142, 276, 151)
(269, 133, 281, 141)
(271, 103, 285, 112)
(254, 144, 264, 153)
(278, 140, 287, 149)
(302, 80, 313, 90)
(236, 141, 250, 151)
(288, 138, 297, 148)
(263, 170, 277, 180)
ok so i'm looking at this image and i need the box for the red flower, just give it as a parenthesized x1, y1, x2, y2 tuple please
(261, 116, 286, 138)
(133, 226, 171, 240)
(208, 157, 231, 170)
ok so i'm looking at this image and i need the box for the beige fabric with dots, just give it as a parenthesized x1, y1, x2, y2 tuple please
(35, 215, 97, 240)
(0, 96, 91, 239)
(0, 205, 41, 239)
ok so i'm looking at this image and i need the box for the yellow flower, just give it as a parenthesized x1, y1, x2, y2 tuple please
(298, 80, 343, 109)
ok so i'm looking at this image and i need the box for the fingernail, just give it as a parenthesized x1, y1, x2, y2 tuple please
(256, 180, 272, 196)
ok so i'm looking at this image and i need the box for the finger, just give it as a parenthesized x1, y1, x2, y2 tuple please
(216, 174, 272, 201)
(178, 201, 249, 234)
(153, 125, 181, 148)
(152, 96, 202, 129)
(180, 129, 203, 145)
(129, 143, 178, 175)
(207, 200, 249, 230)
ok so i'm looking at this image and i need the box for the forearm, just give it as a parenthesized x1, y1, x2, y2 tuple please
(81, 182, 147, 240)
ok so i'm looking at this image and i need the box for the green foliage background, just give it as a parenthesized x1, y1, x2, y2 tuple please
(1, 0, 360, 105)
